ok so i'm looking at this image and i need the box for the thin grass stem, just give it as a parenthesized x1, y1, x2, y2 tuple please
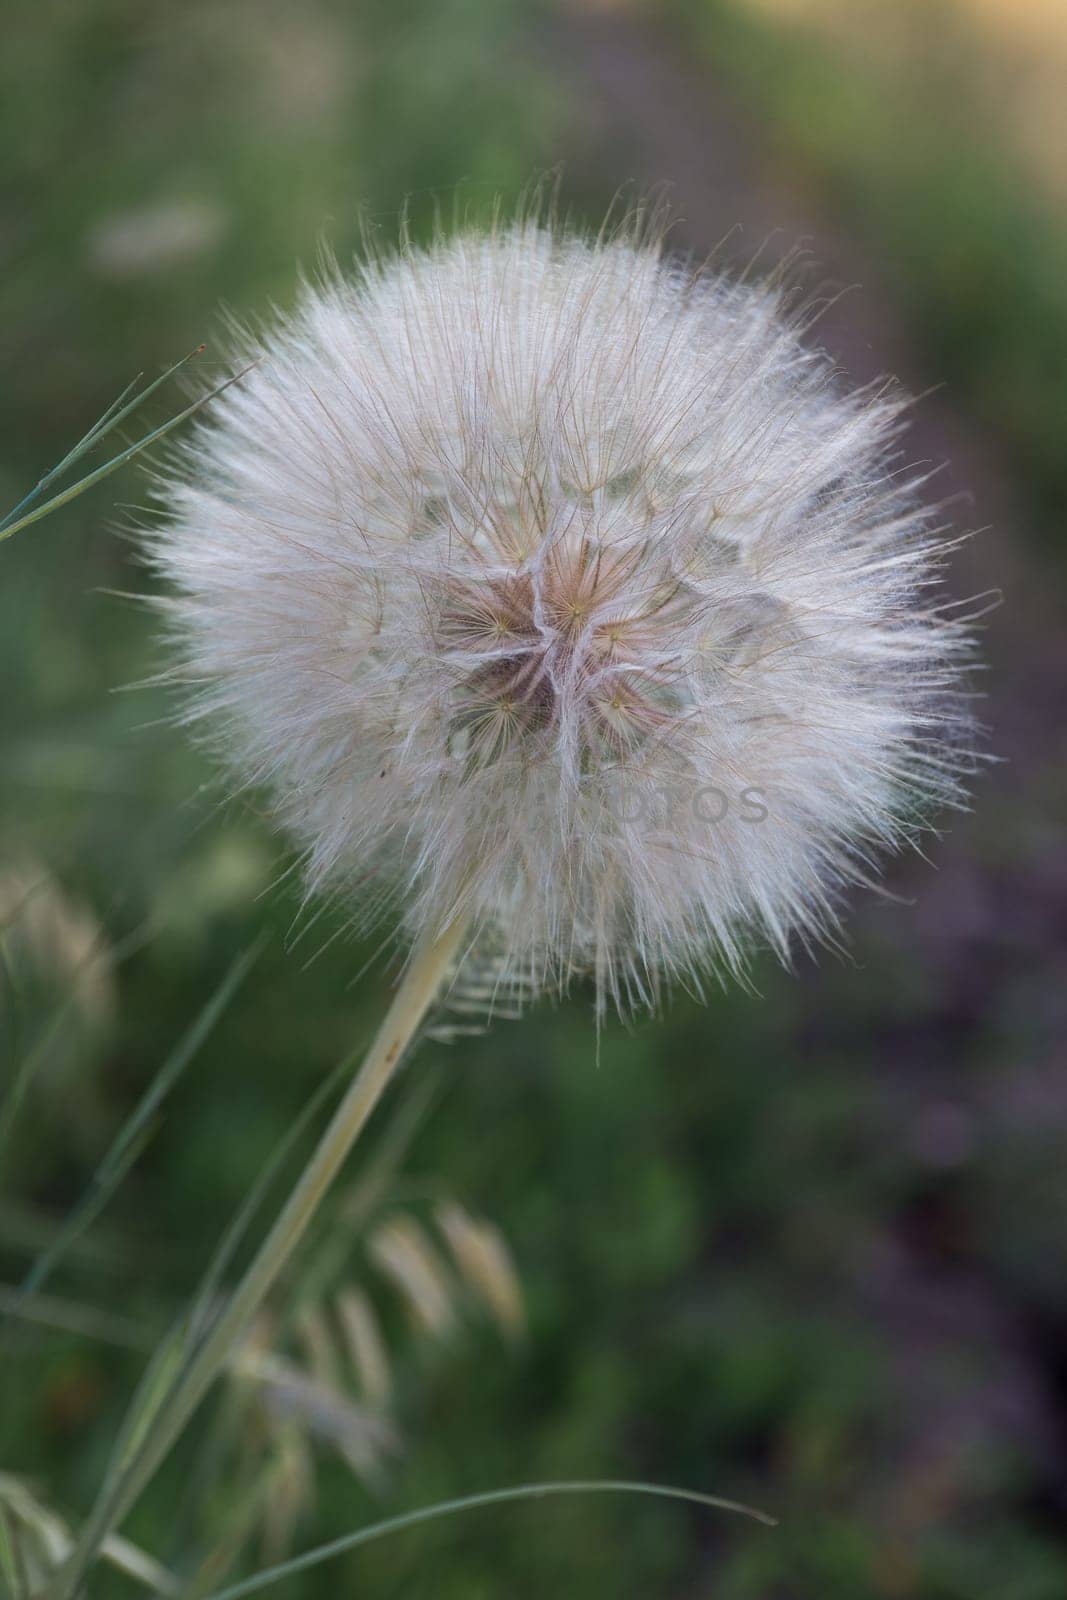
(47, 914, 468, 1600)
(197, 1479, 775, 1600)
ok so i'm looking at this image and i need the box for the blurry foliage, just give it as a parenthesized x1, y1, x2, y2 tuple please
(676, 0, 1067, 546)
(184, 1185, 526, 1580)
(2, 0, 1067, 1595)
(0, 1470, 177, 1597)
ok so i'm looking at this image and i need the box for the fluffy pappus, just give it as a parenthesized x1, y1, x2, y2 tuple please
(148, 215, 975, 1014)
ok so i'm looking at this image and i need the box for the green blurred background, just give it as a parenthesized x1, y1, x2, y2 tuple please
(2, 1, 1066, 1595)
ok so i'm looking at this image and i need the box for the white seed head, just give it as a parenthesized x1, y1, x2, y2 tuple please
(150, 217, 974, 1013)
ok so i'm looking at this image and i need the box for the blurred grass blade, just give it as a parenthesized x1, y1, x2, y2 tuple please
(0, 924, 113, 1164)
(0, 1283, 151, 1352)
(0, 356, 252, 545)
(0, 1503, 30, 1600)
(0, 936, 20, 1073)
(49, 918, 468, 1600)
(12, 938, 265, 1309)
(186, 1040, 359, 1343)
(100, 1534, 179, 1597)
(39, 1038, 360, 1597)
(0, 993, 74, 1151)
(158, 1052, 375, 1551)
(109, 1321, 190, 1487)
(0, 1473, 178, 1595)
(197, 1480, 776, 1600)
(292, 1071, 440, 1314)
(180, 1456, 290, 1600)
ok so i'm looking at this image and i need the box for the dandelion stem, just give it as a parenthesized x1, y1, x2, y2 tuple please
(49, 915, 468, 1600)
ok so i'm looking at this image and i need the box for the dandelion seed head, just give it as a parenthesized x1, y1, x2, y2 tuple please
(150, 215, 974, 1013)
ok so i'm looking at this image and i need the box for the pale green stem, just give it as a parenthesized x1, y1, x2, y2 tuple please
(50, 916, 468, 1600)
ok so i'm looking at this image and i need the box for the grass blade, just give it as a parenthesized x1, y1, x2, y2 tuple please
(0, 1473, 178, 1596)
(197, 1479, 776, 1600)
(0, 924, 113, 1165)
(184, 1037, 362, 1346)
(0, 348, 208, 535)
(100, 1533, 179, 1597)
(0, 1503, 30, 1600)
(0, 1284, 151, 1352)
(0, 372, 144, 533)
(33, 1030, 364, 1596)
(0, 360, 252, 546)
(13, 937, 265, 1308)
(160, 1052, 372, 1558)
(48, 920, 468, 1600)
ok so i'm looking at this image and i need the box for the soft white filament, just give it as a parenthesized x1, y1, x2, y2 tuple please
(150, 218, 973, 1012)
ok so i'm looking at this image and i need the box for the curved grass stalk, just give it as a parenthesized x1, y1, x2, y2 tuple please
(197, 1479, 776, 1600)
(48, 915, 469, 1600)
